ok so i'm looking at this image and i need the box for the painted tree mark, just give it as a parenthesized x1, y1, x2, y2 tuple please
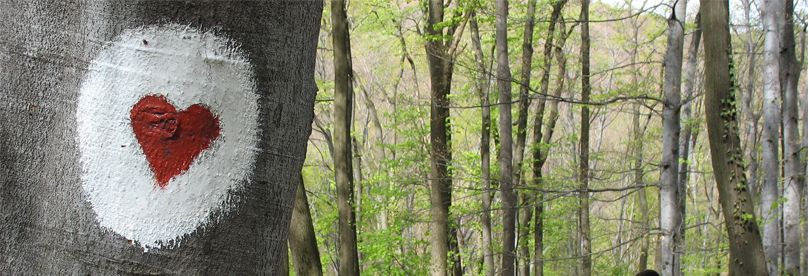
(131, 95, 221, 188)
(77, 24, 260, 249)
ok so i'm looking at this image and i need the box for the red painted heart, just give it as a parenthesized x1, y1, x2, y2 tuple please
(130, 95, 220, 188)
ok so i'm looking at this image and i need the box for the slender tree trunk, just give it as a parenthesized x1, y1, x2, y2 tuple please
(331, 0, 360, 274)
(634, 101, 649, 273)
(531, 2, 567, 275)
(495, 0, 517, 273)
(515, 2, 538, 275)
(0, 1, 322, 274)
(760, 0, 784, 273)
(677, 13, 702, 272)
(289, 174, 324, 276)
(578, 0, 592, 274)
(424, 1, 464, 274)
(700, 1, 769, 274)
(740, 0, 760, 196)
(470, 13, 496, 276)
(659, 0, 687, 274)
(780, 1, 803, 274)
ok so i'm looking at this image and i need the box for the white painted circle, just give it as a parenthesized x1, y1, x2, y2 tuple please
(76, 24, 260, 249)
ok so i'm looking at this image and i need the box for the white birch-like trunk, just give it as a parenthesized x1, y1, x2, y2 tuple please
(659, 0, 687, 274)
(761, 0, 784, 274)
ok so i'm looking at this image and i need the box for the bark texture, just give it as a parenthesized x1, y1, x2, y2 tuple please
(495, 0, 516, 273)
(659, 0, 687, 274)
(780, 1, 803, 274)
(331, 0, 361, 274)
(578, 0, 593, 274)
(424, 0, 463, 274)
(0, 1, 322, 274)
(700, 0, 769, 274)
(515, 2, 537, 274)
(289, 174, 323, 276)
(760, 0, 784, 273)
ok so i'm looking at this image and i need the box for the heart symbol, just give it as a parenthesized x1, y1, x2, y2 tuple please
(130, 95, 221, 188)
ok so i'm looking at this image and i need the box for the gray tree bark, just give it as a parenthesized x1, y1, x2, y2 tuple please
(760, 0, 784, 273)
(469, 13, 496, 276)
(659, 0, 687, 274)
(740, 0, 760, 196)
(700, 0, 769, 274)
(495, 0, 516, 273)
(578, 0, 593, 274)
(289, 174, 323, 276)
(780, 1, 803, 274)
(0, 1, 322, 274)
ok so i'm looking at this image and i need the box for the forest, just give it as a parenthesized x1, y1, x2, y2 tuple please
(0, 0, 805, 275)
(295, 0, 808, 275)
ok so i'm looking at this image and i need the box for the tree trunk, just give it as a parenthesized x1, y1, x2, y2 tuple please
(760, 0, 784, 273)
(659, 0, 687, 274)
(740, 0, 760, 196)
(515, 2, 537, 275)
(677, 12, 702, 273)
(424, 0, 464, 274)
(470, 13, 496, 276)
(0, 1, 322, 274)
(780, 1, 803, 274)
(531, 2, 567, 275)
(700, 0, 769, 274)
(578, 0, 593, 274)
(495, 0, 517, 273)
(289, 173, 324, 276)
(331, 0, 361, 274)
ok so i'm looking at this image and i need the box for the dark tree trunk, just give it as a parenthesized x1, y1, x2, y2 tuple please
(289, 174, 323, 276)
(531, 2, 567, 275)
(424, 0, 465, 274)
(331, 0, 361, 274)
(0, 1, 322, 274)
(578, 0, 593, 274)
(700, 0, 769, 274)
(515, 1, 537, 274)
(495, 0, 516, 273)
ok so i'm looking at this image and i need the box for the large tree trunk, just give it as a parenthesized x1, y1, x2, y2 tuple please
(469, 13, 496, 276)
(289, 174, 324, 276)
(495, 0, 517, 273)
(700, 0, 769, 274)
(676, 12, 702, 273)
(760, 0, 784, 274)
(531, 2, 567, 275)
(331, 0, 361, 274)
(780, 1, 803, 274)
(0, 1, 322, 274)
(424, 0, 464, 274)
(659, 0, 687, 274)
(578, 0, 593, 274)
(515, 2, 537, 275)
